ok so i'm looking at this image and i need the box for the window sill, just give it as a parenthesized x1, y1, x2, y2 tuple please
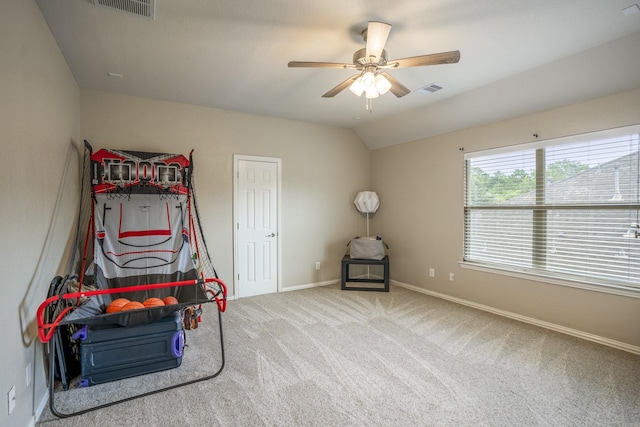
(458, 261, 640, 299)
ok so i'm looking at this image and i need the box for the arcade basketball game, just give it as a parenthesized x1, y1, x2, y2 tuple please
(37, 141, 227, 417)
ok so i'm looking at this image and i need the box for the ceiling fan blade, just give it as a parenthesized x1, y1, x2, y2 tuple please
(322, 75, 360, 98)
(388, 50, 461, 68)
(288, 61, 354, 69)
(380, 72, 411, 98)
(365, 21, 392, 63)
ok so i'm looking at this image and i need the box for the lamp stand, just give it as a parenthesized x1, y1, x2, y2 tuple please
(366, 212, 370, 237)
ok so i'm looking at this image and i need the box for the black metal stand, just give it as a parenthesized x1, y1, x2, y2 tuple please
(341, 255, 389, 292)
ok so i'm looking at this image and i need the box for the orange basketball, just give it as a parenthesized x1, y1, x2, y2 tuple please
(106, 298, 130, 313)
(163, 296, 179, 305)
(143, 297, 165, 308)
(120, 301, 145, 311)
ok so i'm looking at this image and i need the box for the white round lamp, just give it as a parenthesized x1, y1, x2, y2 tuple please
(354, 191, 380, 237)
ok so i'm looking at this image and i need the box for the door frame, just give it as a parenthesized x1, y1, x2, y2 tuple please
(233, 154, 282, 298)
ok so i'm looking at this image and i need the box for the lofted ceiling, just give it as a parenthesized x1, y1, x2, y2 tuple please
(36, 0, 640, 149)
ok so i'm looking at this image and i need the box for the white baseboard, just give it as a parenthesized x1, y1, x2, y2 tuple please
(32, 389, 49, 426)
(281, 279, 338, 293)
(392, 280, 640, 355)
(225, 280, 338, 300)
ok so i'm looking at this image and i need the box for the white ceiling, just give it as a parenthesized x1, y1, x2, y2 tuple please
(36, 0, 640, 149)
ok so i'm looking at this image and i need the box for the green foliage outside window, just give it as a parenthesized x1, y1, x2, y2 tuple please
(469, 160, 588, 204)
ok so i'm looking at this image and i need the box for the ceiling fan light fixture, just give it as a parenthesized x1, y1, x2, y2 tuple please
(365, 88, 379, 99)
(375, 74, 391, 95)
(349, 76, 365, 96)
(361, 71, 376, 88)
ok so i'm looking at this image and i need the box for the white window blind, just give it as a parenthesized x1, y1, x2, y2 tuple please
(464, 125, 640, 291)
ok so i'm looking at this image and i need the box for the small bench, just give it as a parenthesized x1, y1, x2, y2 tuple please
(341, 255, 389, 292)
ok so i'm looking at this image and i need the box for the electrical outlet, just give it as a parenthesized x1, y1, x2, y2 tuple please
(429, 268, 435, 278)
(7, 385, 15, 415)
(315, 261, 320, 270)
(449, 272, 455, 282)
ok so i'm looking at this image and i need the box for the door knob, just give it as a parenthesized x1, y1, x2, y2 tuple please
(265, 233, 276, 237)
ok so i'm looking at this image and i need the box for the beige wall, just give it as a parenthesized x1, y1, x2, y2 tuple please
(80, 90, 371, 295)
(371, 88, 640, 348)
(3, 4, 639, 426)
(0, 1, 80, 426)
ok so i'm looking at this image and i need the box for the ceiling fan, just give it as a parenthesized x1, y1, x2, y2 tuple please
(288, 21, 461, 111)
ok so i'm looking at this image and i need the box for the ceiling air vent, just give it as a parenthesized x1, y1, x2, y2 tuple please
(417, 83, 443, 94)
(93, 0, 155, 20)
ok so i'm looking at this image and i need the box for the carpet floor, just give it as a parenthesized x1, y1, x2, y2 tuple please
(37, 284, 640, 426)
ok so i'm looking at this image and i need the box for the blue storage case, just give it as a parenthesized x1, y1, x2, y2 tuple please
(75, 312, 184, 386)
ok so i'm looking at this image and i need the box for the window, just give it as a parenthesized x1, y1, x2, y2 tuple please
(463, 125, 640, 293)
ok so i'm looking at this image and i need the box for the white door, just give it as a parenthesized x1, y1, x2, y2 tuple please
(234, 156, 280, 298)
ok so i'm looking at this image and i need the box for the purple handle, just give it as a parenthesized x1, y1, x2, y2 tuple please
(72, 325, 88, 341)
(75, 379, 90, 388)
(171, 331, 184, 358)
